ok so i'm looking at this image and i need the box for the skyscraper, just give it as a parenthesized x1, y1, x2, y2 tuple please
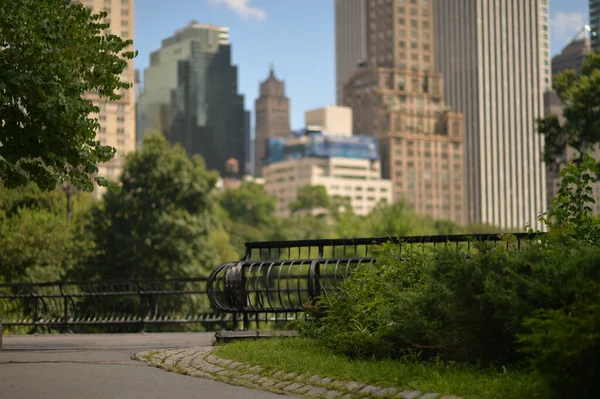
(343, 0, 467, 225)
(137, 21, 247, 177)
(81, 0, 136, 186)
(434, 0, 549, 230)
(254, 65, 290, 177)
(335, 0, 367, 105)
(552, 32, 591, 77)
(592, 0, 600, 50)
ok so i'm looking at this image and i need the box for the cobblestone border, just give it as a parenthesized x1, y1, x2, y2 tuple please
(134, 347, 461, 399)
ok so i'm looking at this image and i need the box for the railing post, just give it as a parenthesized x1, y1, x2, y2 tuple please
(33, 293, 39, 334)
(0, 317, 3, 349)
(242, 311, 249, 331)
(59, 283, 68, 334)
(137, 282, 146, 333)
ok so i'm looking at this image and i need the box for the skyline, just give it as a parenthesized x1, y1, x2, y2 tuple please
(134, 0, 591, 131)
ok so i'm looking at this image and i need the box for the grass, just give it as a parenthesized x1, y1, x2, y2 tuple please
(214, 337, 549, 399)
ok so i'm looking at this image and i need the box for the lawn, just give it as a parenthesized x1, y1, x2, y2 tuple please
(214, 337, 548, 399)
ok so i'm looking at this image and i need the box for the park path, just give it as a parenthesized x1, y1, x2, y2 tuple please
(0, 333, 288, 399)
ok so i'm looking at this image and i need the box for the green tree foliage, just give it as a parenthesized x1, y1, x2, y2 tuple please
(0, 183, 94, 283)
(537, 51, 600, 166)
(365, 202, 438, 237)
(219, 181, 276, 228)
(218, 181, 277, 251)
(538, 152, 600, 242)
(290, 185, 331, 215)
(84, 132, 221, 280)
(0, 0, 136, 190)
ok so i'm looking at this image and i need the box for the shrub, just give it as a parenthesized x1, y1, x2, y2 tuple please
(296, 243, 430, 358)
(518, 287, 600, 399)
(297, 152, 600, 398)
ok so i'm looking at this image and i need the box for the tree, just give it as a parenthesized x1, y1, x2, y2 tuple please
(85, 132, 221, 280)
(0, 0, 135, 191)
(365, 202, 438, 237)
(538, 51, 600, 166)
(219, 181, 276, 228)
(0, 183, 95, 283)
(218, 181, 277, 250)
(290, 185, 331, 215)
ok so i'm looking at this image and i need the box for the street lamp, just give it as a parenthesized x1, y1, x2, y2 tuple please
(61, 183, 77, 224)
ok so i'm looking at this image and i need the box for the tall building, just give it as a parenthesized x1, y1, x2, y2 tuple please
(552, 33, 591, 77)
(244, 110, 252, 175)
(343, 0, 467, 225)
(81, 0, 136, 186)
(263, 129, 393, 217)
(137, 21, 247, 177)
(434, 0, 549, 230)
(254, 65, 290, 177)
(335, 0, 367, 105)
(592, 0, 600, 50)
(305, 106, 353, 135)
(134, 69, 141, 100)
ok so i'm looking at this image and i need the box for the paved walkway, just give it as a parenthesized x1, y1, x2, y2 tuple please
(137, 347, 461, 399)
(0, 333, 286, 399)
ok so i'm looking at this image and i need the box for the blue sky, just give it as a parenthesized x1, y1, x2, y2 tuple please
(135, 0, 591, 131)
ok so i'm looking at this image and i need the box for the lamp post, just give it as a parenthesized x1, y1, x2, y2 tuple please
(61, 183, 77, 224)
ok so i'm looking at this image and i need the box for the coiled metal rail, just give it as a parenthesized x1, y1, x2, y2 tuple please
(206, 233, 535, 330)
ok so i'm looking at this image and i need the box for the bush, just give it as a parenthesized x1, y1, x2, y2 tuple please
(518, 289, 600, 399)
(297, 152, 600, 398)
(296, 243, 430, 358)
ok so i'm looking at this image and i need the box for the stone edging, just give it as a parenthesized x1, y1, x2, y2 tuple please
(134, 347, 461, 399)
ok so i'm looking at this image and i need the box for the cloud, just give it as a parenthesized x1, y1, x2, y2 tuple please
(208, 0, 266, 20)
(550, 11, 586, 47)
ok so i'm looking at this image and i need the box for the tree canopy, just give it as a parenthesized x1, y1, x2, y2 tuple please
(86, 132, 221, 280)
(0, 182, 95, 283)
(538, 51, 600, 165)
(290, 185, 331, 215)
(0, 0, 135, 190)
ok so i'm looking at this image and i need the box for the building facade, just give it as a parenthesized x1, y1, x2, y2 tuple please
(552, 35, 591, 77)
(335, 0, 367, 105)
(254, 66, 290, 177)
(343, 0, 467, 225)
(137, 21, 247, 177)
(434, 0, 549, 230)
(592, 0, 600, 50)
(305, 106, 353, 135)
(263, 131, 392, 217)
(81, 0, 136, 187)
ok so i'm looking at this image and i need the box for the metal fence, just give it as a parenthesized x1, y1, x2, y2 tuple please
(0, 233, 538, 333)
(0, 278, 230, 334)
(207, 233, 538, 330)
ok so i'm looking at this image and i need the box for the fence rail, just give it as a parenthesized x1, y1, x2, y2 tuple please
(0, 233, 539, 333)
(0, 277, 230, 333)
(208, 233, 539, 329)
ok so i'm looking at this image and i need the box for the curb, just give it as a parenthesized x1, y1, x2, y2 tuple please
(134, 347, 461, 399)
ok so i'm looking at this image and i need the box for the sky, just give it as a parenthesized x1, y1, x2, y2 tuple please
(135, 0, 592, 131)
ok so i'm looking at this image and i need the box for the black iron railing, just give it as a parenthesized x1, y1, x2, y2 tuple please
(207, 233, 539, 330)
(0, 233, 540, 333)
(0, 278, 229, 333)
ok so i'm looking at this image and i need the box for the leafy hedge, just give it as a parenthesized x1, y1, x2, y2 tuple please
(296, 153, 600, 399)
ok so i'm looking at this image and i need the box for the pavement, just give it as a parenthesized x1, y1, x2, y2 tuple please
(0, 333, 287, 399)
